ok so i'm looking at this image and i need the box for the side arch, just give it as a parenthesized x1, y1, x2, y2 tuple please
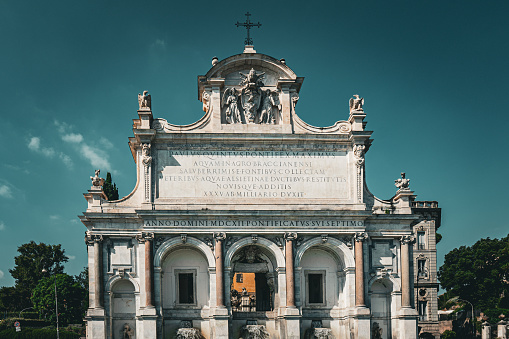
(224, 237, 285, 268)
(154, 236, 215, 268)
(105, 274, 140, 293)
(295, 237, 355, 268)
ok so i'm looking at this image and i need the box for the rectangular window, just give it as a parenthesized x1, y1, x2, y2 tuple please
(236, 273, 243, 283)
(419, 301, 427, 321)
(418, 260, 427, 278)
(417, 232, 426, 250)
(176, 270, 196, 305)
(306, 271, 325, 305)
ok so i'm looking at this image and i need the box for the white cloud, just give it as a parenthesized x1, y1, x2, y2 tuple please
(153, 39, 166, 48)
(27, 136, 73, 168)
(49, 215, 61, 220)
(28, 137, 40, 151)
(99, 137, 114, 149)
(54, 120, 72, 134)
(0, 270, 4, 280)
(0, 221, 5, 230)
(80, 144, 112, 171)
(62, 133, 83, 143)
(68, 255, 76, 260)
(0, 185, 12, 199)
(70, 219, 78, 224)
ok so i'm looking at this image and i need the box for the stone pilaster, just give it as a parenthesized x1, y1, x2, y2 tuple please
(400, 235, 415, 308)
(141, 143, 152, 204)
(354, 232, 368, 307)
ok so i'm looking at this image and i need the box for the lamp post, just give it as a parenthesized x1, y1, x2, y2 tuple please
(18, 307, 33, 319)
(42, 268, 59, 339)
(448, 297, 475, 337)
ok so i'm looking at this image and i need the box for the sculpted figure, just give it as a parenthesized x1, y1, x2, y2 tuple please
(349, 94, 364, 112)
(395, 172, 410, 190)
(122, 323, 134, 339)
(239, 68, 265, 123)
(258, 90, 281, 124)
(222, 88, 241, 124)
(90, 169, 104, 187)
(138, 90, 151, 110)
(371, 322, 382, 339)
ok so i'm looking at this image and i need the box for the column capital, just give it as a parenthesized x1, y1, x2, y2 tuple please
(85, 232, 103, 245)
(136, 232, 154, 243)
(354, 232, 368, 242)
(214, 232, 226, 241)
(284, 232, 298, 241)
(400, 235, 415, 245)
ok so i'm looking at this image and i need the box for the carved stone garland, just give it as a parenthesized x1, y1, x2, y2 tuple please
(142, 143, 152, 202)
(353, 145, 366, 203)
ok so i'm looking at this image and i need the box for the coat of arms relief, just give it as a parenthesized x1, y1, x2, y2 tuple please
(222, 68, 282, 125)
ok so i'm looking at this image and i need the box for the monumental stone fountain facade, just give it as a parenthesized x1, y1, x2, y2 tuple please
(81, 46, 440, 338)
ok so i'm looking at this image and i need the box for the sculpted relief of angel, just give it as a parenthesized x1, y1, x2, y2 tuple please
(222, 88, 242, 124)
(258, 90, 281, 124)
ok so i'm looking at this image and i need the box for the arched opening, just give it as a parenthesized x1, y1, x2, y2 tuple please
(161, 247, 210, 309)
(230, 245, 278, 316)
(370, 278, 394, 339)
(110, 279, 136, 339)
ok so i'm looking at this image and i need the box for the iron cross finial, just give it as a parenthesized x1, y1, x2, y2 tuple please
(236, 12, 261, 46)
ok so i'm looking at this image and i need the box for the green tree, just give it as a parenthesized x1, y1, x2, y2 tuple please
(103, 172, 119, 200)
(438, 235, 509, 310)
(0, 286, 19, 312)
(9, 241, 68, 309)
(31, 273, 86, 326)
(74, 267, 89, 314)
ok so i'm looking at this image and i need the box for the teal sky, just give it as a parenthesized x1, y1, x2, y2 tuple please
(1, 0, 508, 288)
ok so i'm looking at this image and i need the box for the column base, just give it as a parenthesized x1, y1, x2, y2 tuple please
(399, 307, 418, 338)
(85, 309, 106, 339)
(211, 308, 229, 339)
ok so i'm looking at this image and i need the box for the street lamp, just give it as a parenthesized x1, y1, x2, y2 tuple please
(42, 268, 60, 339)
(448, 296, 475, 337)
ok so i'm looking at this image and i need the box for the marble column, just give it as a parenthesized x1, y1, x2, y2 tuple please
(400, 235, 414, 308)
(85, 234, 105, 309)
(284, 232, 297, 307)
(214, 232, 226, 308)
(145, 234, 154, 308)
(137, 232, 155, 308)
(354, 232, 368, 307)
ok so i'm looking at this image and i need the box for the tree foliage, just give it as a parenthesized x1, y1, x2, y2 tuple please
(7, 241, 68, 309)
(103, 172, 119, 200)
(31, 273, 86, 326)
(438, 235, 509, 310)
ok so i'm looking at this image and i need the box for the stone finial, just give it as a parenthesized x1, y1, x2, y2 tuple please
(212, 56, 219, 66)
(280, 58, 286, 65)
(138, 90, 151, 110)
(90, 169, 105, 188)
(349, 94, 364, 113)
(395, 172, 410, 190)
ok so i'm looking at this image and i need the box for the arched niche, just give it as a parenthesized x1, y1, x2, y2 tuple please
(225, 238, 284, 315)
(160, 246, 210, 309)
(154, 236, 215, 269)
(110, 279, 136, 339)
(369, 278, 395, 339)
(295, 237, 354, 269)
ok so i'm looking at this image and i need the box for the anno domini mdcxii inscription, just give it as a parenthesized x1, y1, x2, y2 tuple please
(158, 150, 349, 199)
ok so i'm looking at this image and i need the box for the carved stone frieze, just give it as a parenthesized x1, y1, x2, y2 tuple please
(142, 143, 152, 167)
(180, 234, 187, 244)
(154, 235, 170, 251)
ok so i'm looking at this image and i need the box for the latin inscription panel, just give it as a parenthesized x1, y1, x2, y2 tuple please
(158, 150, 349, 199)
